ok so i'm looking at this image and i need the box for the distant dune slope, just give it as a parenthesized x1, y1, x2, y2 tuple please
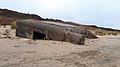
(0, 9, 43, 25)
(0, 8, 120, 35)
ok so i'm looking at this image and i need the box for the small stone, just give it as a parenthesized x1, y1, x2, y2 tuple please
(14, 45, 19, 47)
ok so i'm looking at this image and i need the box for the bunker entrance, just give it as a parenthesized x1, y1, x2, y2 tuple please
(33, 31, 46, 40)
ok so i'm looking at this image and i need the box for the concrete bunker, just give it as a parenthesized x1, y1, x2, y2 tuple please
(16, 19, 98, 45)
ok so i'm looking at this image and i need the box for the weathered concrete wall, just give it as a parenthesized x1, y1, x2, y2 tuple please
(86, 31, 98, 39)
(65, 31, 85, 45)
(16, 21, 33, 39)
(16, 19, 86, 45)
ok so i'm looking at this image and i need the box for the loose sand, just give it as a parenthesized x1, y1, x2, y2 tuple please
(0, 27, 120, 67)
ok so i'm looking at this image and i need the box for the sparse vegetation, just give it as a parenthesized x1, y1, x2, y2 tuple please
(11, 21, 16, 29)
(89, 29, 120, 36)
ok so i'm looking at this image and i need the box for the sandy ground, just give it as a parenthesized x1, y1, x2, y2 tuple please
(0, 26, 120, 67)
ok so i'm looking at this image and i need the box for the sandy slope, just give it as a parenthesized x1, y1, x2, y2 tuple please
(0, 27, 120, 67)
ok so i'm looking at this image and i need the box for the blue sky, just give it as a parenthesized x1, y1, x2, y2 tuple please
(0, 0, 120, 29)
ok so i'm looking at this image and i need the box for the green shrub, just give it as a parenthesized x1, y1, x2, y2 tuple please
(11, 21, 16, 29)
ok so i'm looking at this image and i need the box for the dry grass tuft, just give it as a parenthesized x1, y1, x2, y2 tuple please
(11, 21, 16, 29)
(89, 29, 120, 36)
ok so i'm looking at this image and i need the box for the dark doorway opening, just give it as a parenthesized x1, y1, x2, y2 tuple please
(33, 31, 46, 40)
